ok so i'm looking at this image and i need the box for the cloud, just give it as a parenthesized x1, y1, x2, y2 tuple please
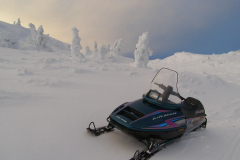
(0, 0, 239, 58)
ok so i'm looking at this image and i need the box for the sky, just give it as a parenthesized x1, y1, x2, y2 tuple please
(0, 0, 239, 59)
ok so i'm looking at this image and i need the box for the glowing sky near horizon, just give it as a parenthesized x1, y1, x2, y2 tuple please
(0, 0, 239, 59)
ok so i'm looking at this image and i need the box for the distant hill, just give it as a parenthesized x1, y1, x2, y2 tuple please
(0, 20, 70, 52)
(148, 51, 240, 85)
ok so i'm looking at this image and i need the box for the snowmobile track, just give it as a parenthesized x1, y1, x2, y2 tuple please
(221, 131, 240, 160)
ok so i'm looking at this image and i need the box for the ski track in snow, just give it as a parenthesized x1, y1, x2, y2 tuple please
(1, 47, 240, 159)
(221, 131, 240, 160)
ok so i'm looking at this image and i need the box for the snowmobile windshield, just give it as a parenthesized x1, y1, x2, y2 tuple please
(144, 68, 181, 106)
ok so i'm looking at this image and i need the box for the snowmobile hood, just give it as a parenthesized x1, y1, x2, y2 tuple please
(126, 98, 172, 115)
(109, 98, 185, 132)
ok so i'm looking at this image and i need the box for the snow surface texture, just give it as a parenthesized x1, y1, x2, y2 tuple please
(1, 46, 240, 160)
(1, 21, 240, 160)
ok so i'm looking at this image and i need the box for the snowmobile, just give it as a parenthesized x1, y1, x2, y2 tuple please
(87, 68, 207, 160)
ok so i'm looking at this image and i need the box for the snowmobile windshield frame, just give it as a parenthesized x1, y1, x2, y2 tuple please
(143, 68, 182, 109)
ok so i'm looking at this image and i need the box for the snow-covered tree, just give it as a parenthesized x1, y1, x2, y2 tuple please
(29, 23, 37, 43)
(0, 32, 18, 48)
(36, 25, 49, 48)
(16, 18, 21, 26)
(36, 26, 44, 47)
(71, 27, 85, 60)
(133, 32, 153, 67)
(110, 39, 122, 56)
(84, 46, 92, 56)
(94, 41, 98, 52)
(13, 21, 15, 25)
(27, 24, 49, 49)
(99, 44, 109, 59)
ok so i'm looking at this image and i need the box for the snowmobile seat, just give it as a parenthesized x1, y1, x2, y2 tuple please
(181, 97, 206, 118)
(182, 97, 199, 111)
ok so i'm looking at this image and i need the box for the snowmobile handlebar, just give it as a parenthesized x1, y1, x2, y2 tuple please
(154, 82, 185, 100)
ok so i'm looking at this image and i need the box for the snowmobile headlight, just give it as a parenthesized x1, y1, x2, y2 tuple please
(148, 90, 160, 100)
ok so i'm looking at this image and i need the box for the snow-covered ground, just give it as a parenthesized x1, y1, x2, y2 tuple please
(1, 21, 240, 160)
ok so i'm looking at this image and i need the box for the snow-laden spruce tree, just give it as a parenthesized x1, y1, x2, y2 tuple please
(27, 23, 49, 49)
(36, 25, 49, 48)
(71, 27, 85, 60)
(133, 32, 153, 67)
(94, 41, 98, 52)
(90, 41, 99, 58)
(99, 44, 110, 59)
(16, 18, 21, 26)
(0, 32, 18, 48)
(84, 46, 92, 56)
(29, 23, 37, 41)
(110, 39, 122, 56)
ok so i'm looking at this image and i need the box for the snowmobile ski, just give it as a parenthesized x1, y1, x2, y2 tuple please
(130, 118, 207, 160)
(130, 137, 180, 160)
(87, 121, 115, 136)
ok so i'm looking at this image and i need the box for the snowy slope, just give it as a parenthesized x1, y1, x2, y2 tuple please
(1, 45, 240, 160)
(149, 51, 240, 85)
(0, 21, 70, 51)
